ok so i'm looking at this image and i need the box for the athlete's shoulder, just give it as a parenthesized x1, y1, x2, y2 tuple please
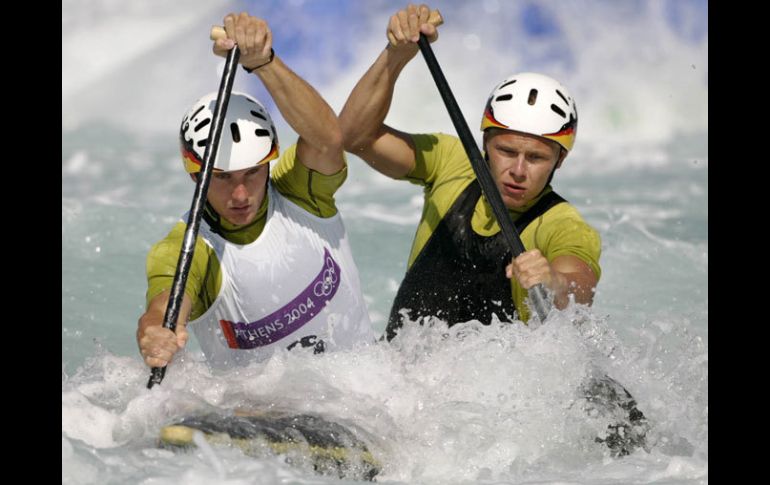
(148, 220, 219, 263)
(270, 142, 346, 218)
(411, 132, 461, 147)
(408, 132, 473, 185)
(543, 200, 594, 228)
(411, 132, 466, 161)
(150, 221, 187, 251)
(269, 142, 299, 179)
(536, 200, 601, 256)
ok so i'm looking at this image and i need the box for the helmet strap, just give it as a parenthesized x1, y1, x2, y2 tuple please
(202, 201, 224, 237)
(539, 152, 562, 197)
(190, 173, 224, 236)
(543, 165, 557, 192)
(544, 147, 566, 188)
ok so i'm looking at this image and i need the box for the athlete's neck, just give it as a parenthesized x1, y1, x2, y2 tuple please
(207, 192, 270, 245)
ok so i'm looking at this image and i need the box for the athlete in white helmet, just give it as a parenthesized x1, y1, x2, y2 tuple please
(339, 3, 648, 457)
(137, 12, 374, 371)
(340, 4, 593, 334)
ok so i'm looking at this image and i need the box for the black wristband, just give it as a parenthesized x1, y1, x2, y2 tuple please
(242, 48, 275, 73)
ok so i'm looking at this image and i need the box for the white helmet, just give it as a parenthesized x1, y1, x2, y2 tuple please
(480, 72, 577, 152)
(180, 92, 279, 173)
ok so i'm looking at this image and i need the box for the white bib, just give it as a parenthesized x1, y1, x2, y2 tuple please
(188, 184, 374, 369)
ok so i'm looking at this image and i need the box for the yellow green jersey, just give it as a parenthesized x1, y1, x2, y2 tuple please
(401, 133, 601, 322)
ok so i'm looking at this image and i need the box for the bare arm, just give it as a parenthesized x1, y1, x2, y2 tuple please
(214, 13, 343, 175)
(548, 255, 599, 307)
(137, 291, 192, 368)
(507, 252, 598, 308)
(255, 57, 343, 174)
(339, 4, 439, 179)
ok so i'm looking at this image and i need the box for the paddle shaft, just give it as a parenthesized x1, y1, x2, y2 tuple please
(147, 46, 241, 389)
(416, 34, 551, 322)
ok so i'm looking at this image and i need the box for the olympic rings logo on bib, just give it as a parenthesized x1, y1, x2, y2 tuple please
(314, 257, 339, 297)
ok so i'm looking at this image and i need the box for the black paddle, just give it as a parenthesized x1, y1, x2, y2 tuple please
(147, 45, 241, 389)
(416, 29, 552, 322)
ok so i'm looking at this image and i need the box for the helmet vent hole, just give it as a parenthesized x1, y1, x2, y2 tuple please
(230, 123, 241, 143)
(556, 89, 569, 105)
(550, 104, 566, 118)
(528, 89, 538, 105)
(191, 106, 205, 119)
(500, 79, 517, 89)
(196, 139, 208, 148)
(255, 129, 270, 137)
(495, 94, 512, 102)
(194, 118, 211, 132)
(250, 110, 267, 121)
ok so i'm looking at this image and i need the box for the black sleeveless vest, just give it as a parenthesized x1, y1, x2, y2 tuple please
(386, 180, 565, 341)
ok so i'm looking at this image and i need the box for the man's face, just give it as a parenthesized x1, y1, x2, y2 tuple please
(199, 164, 269, 226)
(485, 129, 564, 209)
